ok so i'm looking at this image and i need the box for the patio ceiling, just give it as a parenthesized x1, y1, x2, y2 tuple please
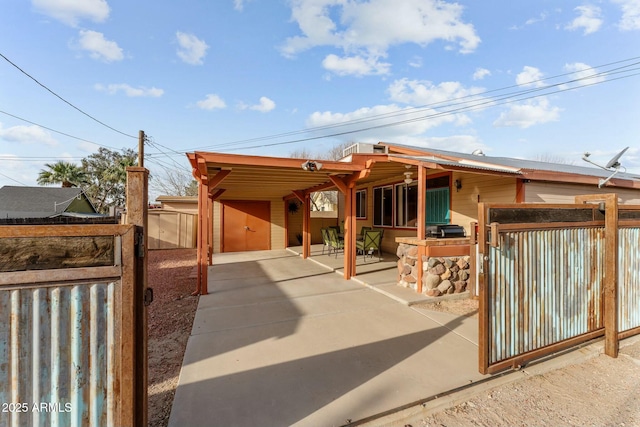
(187, 151, 523, 200)
(188, 152, 367, 199)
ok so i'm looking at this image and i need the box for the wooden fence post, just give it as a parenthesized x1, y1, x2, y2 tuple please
(125, 166, 149, 426)
(575, 194, 619, 358)
(604, 194, 619, 357)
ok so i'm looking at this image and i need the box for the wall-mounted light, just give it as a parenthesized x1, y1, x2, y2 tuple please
(454, 179, 462, 192)
(302, 160, 323, 171)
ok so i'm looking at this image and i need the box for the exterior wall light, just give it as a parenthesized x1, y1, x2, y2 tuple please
(302, 160, 323, 171)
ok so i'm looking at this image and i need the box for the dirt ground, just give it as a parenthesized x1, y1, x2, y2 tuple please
(144, 253, 640, 427)
(147, 249, 199, 427)
(381, 298, 640, 427)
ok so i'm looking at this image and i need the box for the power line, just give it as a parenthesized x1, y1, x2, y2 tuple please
(0, 110, 130, 152)
(197, 64, 640, 152)
(0, 171, 28, 186)
(183, 55, 640, 152)
(0, 52, 137, 139)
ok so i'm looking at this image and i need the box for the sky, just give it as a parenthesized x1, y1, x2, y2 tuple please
(1, 0, 640, 198)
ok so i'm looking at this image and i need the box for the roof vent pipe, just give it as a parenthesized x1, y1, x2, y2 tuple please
(471, 149, 485, 156)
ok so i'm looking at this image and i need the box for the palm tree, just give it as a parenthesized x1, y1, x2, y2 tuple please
(37, 161, 87, 188)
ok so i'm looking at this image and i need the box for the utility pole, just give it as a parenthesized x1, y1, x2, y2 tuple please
(138, 130, 145, 167)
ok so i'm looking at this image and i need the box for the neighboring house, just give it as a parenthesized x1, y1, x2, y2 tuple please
(0, 186, 100, 219)
(187, 142, 640, 290)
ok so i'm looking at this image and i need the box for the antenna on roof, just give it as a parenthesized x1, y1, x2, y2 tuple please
(582, 146, 629, 188)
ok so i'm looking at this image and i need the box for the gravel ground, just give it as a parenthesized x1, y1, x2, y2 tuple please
(147, 249, 199, 427)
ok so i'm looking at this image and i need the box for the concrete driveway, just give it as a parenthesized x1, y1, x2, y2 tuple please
(169, 249, 486, 427)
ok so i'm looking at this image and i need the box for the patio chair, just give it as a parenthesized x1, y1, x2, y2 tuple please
(358, 226, 371, 241)
(326, 227, 344, 258)
(320, 228, 331, 255)
(356, 230, 382, 261)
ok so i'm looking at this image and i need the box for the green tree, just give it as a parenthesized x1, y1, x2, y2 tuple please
(82, 147, 137, 213)
(37, 161, 87, 187)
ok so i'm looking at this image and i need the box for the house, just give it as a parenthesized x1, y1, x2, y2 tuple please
(0, 186, 101, 219)
(186, 142, 640, 294)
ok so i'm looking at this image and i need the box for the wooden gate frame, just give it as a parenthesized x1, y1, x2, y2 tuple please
(0, 224, 141, 426)
(478, 195, 623, 374)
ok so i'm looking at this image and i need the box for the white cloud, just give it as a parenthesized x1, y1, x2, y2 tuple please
(387, 79, 484, 107)
(322, 54, 390, 76)
(176, 32, 209, 65)
(306, 103, 461, 143)
(612, 0, 640, 30)
(473, 67, 491, 80)
(493, 98, 561, 128)
(562, 62, 606, 88)
(408, 56, 423, 68)
(516, 66, 545, 87)
(76, 30, 124, 62)
(249, 96, 276, 113)
(197, 94, 227, 110)
(95, 83, 164, 97)
(0, 123, 57, 146)
(525, 11, 549, 26)
(565, 5, 603, 35)
(32, 0, 109, 26)
(281, 0, 480, 76)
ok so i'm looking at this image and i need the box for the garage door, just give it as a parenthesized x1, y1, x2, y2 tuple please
(222, 200, 271, 252)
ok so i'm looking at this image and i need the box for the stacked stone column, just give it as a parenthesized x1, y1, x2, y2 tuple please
(397, 243, 470, 297)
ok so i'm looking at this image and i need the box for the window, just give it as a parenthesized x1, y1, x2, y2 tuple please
(373, 186, 393, 226)
(355, 189, 367, 219)
(395, 182, 418, 227)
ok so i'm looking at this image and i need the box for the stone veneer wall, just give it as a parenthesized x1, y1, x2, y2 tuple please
(396, 243, 470, 297)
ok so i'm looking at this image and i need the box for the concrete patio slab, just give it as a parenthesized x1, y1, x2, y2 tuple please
(169, 249, 487, 427)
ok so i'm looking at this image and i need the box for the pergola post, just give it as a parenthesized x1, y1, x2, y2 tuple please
(416, 165, 427, 293)
(344, 186, 357, 279)
(302, 192, 311, 258)
(196, 178, 210, 295)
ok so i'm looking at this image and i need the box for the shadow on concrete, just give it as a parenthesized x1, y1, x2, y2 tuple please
(171, 316, 464, 427)
(191, 252, 360, 358)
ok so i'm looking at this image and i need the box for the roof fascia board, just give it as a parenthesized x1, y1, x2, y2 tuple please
(193, 151, 364, 172)
(522, 170, 640, 189)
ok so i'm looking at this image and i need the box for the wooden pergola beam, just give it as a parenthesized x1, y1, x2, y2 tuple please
(208, 170, 231, 189)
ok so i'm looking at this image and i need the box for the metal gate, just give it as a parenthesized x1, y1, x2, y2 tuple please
(0, 224, 145, 426)
(478, 195, 640, 374)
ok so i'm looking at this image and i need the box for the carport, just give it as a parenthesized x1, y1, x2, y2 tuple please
(187, 151, 428, 293)
(186, 150, 508, 296)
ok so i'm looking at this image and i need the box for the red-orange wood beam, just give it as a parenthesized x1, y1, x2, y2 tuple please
(329, 176, 348, 194)
(417, 165, 426, 240)
(302, 193, 311, 258)
(208, 170, 231, 189)
(210, 188, 226, 200)
(292, 190, 306, 203)
(193, 178, 204, 296)
(200, 179, 209, 295)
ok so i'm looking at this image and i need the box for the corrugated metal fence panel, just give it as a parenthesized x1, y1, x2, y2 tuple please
(619, 227, 640, 332)
(488, 227, 605, 364)
(0, 281, 118, 427)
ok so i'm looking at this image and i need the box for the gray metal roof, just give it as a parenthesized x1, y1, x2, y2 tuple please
(0, 186, 91, 218)
(383, 142, 640, 182)
(389, 154, 523, 175)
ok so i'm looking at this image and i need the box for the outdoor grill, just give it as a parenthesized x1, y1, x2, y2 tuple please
(426, 224, 466, 238)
